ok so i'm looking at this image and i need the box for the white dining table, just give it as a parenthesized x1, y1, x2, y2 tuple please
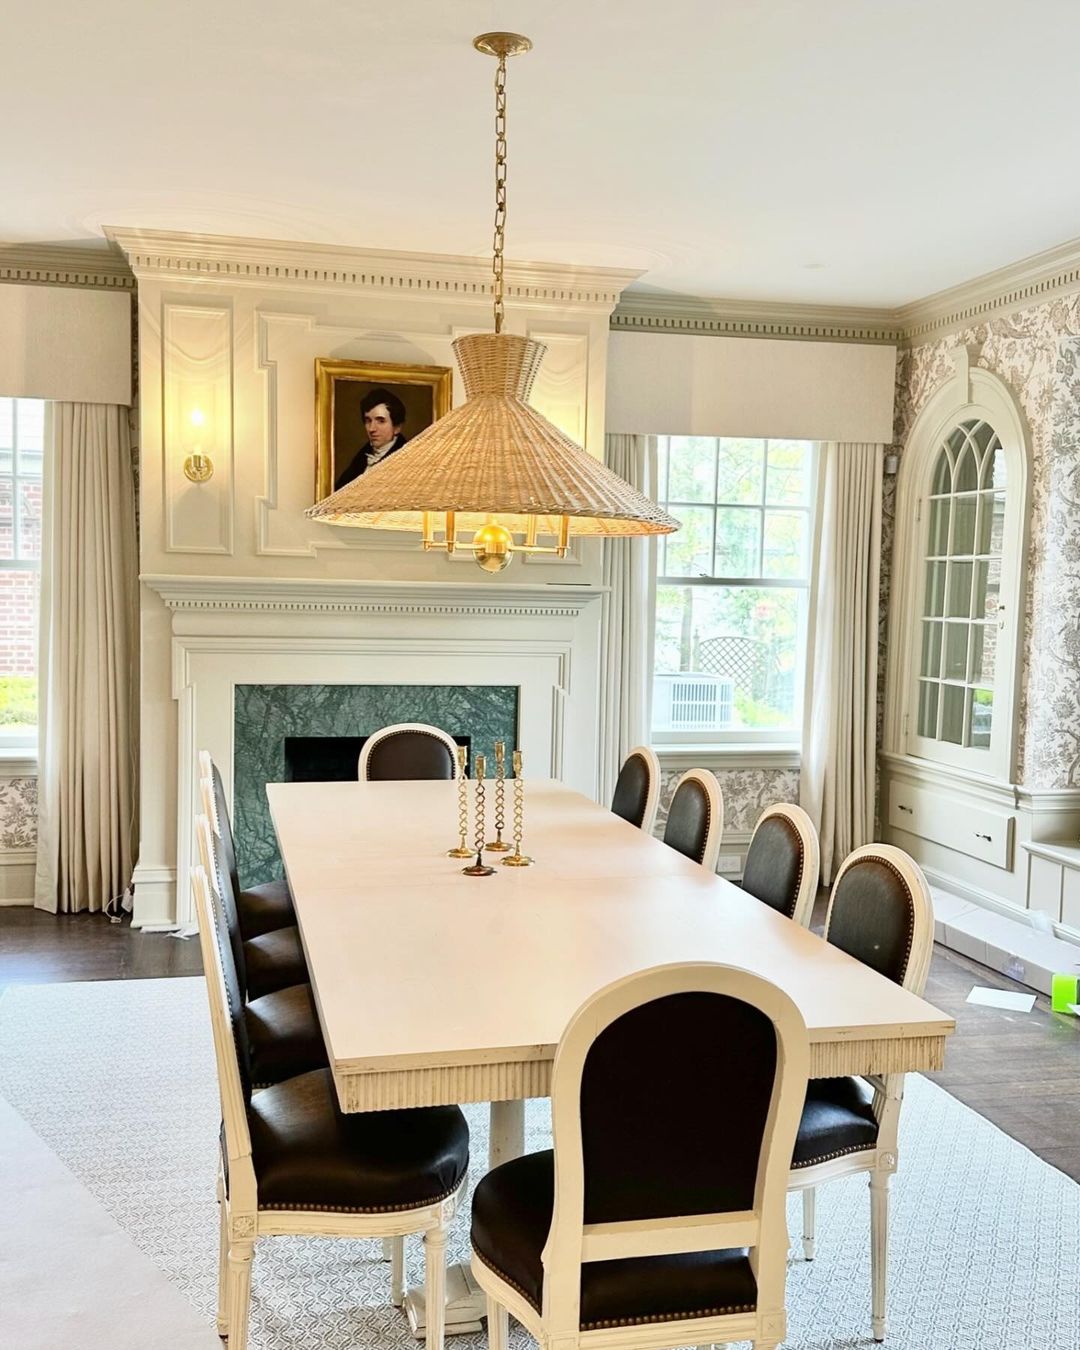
(267, 777, 954, 1162)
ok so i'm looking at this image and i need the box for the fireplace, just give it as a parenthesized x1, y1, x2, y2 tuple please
(233, 683, 516, 886)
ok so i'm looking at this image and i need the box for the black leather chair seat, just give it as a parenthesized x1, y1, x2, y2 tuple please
(243, 925, 309, 1000)
(237, 877, 296, 940)
(792, 1077, 879, 1168)
(247, 1069, 469, 1213)
(246, 982, 327, 1088)
(471, 1151, 757, 1330)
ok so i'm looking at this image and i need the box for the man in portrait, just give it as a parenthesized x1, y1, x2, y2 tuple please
(333, 386, 410, 490)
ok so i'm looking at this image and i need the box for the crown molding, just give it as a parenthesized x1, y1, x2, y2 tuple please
(140, 573, 605, 619)
(611, 291, 902, 345)
(0, 242, 135, 291)
(105, 227, 641, 311)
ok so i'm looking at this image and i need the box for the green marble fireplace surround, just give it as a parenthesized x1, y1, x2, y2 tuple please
(233, 683, 519, 885)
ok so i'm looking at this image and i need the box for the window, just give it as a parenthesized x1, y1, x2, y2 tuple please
(0, 398, 44, 748)
(652, 436, 816, 744)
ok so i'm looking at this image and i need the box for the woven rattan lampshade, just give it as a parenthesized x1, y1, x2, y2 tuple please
(305, 331, 678, 540)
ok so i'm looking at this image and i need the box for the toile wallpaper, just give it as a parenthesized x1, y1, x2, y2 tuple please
(655, 766, 801, 839)
(0, 776, 37, 850)
(888, 293, 1080, 788)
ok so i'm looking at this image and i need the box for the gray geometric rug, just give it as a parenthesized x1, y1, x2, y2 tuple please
(1, 977, 1077, 1350)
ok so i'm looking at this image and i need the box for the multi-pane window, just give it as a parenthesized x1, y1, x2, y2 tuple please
(652, 436, 815, 742)
(0, 398, 44, 745)
(915, 419, 1004, 753)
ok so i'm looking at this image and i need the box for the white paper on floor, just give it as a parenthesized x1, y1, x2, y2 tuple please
(967, 985, 1037, 1012)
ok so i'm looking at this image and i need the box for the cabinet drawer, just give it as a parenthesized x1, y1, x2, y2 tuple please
(888, 780, 1013, 869)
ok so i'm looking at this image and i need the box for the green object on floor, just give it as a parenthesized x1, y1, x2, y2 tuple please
(1050, 972, 1080, 1013)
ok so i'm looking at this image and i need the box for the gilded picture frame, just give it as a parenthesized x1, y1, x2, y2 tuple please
(314, 358, 453, 502)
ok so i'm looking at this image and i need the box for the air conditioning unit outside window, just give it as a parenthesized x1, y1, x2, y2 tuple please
(653, 673, 734, 732)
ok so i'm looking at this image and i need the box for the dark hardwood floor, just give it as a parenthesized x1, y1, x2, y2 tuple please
(2, 905, 1079, 1180)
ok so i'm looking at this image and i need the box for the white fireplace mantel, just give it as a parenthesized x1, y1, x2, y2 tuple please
(136, 573, 606, 928)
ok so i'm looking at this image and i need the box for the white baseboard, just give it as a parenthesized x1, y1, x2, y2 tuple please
(0, 850, 35, 906)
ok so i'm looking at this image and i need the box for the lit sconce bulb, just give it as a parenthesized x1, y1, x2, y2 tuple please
(190, 408, 206, 428)
(183, 407, 214, 483)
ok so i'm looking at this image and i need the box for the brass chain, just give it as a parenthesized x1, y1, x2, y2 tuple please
(492, 52, 508, 334)
(474, 760, 488, 856)
(511, 764, 524, 852)
(493, 743, 506, 836)
(456, 753, 469, 849)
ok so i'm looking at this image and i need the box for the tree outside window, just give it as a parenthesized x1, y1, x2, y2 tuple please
(0, 398, 44, 746)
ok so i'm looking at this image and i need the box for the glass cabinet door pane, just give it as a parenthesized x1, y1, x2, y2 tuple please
(968, 688, 993, 748)
(947, 561, 973, 617)
(924, 562, 946, 617)
(918, 681, 939, 737)
(928, 497, 950, 556)
(954, 444, 979, 492)
(970, 624, 997, 684)
(953, 496, 977, 555)
(944, 623, 969, 680)
(941, 685, 966, 744)
(921, 621, 942, 677)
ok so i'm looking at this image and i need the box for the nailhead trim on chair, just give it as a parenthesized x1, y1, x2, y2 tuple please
(791, 1140, 877, 1169)
(473, 1250, 757, 1329)
(257, 1180, 460, 1215)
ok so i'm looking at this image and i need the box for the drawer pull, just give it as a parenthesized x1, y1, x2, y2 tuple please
(974, 831, 992, 842)
(897, 804, 913, 814)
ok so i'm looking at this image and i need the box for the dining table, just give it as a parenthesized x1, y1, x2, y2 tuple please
(267, 776, 954, 1332)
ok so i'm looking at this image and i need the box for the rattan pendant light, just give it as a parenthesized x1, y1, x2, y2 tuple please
(305, 32, 679, 571)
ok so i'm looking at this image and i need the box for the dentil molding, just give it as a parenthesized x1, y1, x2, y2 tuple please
(105, 227, 641, 310)
(0, 242, 135, 291)
(611, 292, 902, 345)
(140, 574, 605, 620)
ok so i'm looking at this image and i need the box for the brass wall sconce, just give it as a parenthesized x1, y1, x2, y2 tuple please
(182, 407, 215, 482)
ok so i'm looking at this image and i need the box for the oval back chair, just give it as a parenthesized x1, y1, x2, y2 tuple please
(610, 745, 661, 834)
(358, 723, 461, 781)
(789, 843, 934, 1342)
(662, 767, 724, 872)
(741, 802, 821, 928)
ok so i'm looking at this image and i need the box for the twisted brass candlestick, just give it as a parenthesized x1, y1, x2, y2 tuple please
(486, 740, 511, 851)
(502, 749, 533, 866)
(463, 753, 496, 876)
(447, 744, 473, 858)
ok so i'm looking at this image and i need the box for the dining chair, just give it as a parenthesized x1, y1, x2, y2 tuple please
(195, 814, 326, 1087)
(196, 801, 308, 1000)
(199, 750, 296, 940)
(741, 803, 820, 928)
(471, 961, 809, 1350)
(662, 767, 724, 872)
(610, 745, 661, 834)
(357, 723, 461, 780)
(191, 863, 469, 1350)
(788, 843, 934, 1342)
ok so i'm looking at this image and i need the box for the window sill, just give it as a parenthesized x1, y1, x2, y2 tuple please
(654, 743, 800, 771)
(0, 748, 38, 777)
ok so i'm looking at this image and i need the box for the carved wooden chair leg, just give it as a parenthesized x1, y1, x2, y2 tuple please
(802, 1185, 816, 1260)
(225, 1238, 255, 1350)
(423, 1225, 447, 1350)
(381, 1236, 394, 1259)
(216, 1192, 229, 1335)
(870, 1171, 890, 1341)
(390, 1234, 405, 1308)
(487, 1296, 509, 1350)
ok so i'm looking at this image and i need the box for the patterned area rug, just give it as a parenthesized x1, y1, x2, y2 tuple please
(0, 976, 1077, 1350)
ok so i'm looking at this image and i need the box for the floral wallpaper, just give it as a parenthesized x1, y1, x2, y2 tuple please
(0, 776, 37, 850)
(888, 293, 1080, 788)
(655, 766, 801, 840)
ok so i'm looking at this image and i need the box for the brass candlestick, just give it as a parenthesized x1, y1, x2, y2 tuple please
(486, 740, 511, 851)
(463, 753, 496, 876)
(502, 749, 533, 866)
(447, 744, 473, 858)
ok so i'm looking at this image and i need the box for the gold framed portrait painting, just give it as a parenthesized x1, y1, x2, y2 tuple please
(314, 358, 453, 502)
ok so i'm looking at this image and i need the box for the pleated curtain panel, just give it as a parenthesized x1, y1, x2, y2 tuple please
(800, 441, 884, 883)
(597, 433, 658, 805)
(34, 403, 139, 914)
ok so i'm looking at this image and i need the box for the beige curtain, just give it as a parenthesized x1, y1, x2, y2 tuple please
(598, 434, 658, 804)
(34, 403, 139, 913)
(800, 442, 884, 883)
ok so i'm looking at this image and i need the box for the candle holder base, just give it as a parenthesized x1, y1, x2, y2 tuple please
(463, 860, 496, 876)
(447, 846, 474, 859)
(485, 838, 512, 853)
(502, 852, 533, 867)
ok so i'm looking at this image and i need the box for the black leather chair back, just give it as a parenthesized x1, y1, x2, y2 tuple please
(827, 857, 915, 986)
(742, 813, 804, 918)
(662, 776, 713, 865)
(611, 752, 651, 828)
(579, 991, 778, 1222)
(363, 730, 456, 780)
(210, 762, 243, 899)
(204, 814, 251, 1005)
(202, 849, 254, 1102)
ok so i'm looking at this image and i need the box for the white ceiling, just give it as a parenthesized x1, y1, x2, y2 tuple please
(6, 0, 1080, 307)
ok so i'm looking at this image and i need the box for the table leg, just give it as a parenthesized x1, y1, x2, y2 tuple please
(489, 1099, 526, 1168)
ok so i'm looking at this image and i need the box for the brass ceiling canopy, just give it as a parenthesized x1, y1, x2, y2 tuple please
(305, 32, 679, 571)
